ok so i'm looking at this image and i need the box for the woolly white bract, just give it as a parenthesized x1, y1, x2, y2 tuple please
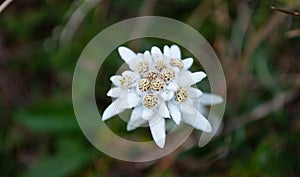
(102, 45, 223, 148)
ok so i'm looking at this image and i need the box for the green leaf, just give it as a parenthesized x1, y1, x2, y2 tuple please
(22, 151, 92, 177)
(14, 112, 78, 133)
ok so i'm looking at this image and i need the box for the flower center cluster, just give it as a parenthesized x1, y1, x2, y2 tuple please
(137, 60, 175, 93)
(138, 78, 150, 91)
(145, 71, 159, 80)
(150, 78, 165, 91)
(154, 60, 167, 70)
(143, 94, 158, 108)
(135, 61, 149, 73)
(160, 68, 175, 82)
(119, 76, 132, 89)
(135, 58, 181, 108)
(175, 87, 188, 103)
(170, 58, 184, 69)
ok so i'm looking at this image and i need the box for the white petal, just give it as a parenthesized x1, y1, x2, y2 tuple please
(199, 93, 223, 105)
(110, 75, 122, 86)
(107, 87, 122, 98)
(198, 105, 207, 115)
(180, 102, 195, 115)
(163, 45, 171, 57)
(102, 99, 125, 121)
(182, 112, 212, 132)
(191, 71, 207, 84)
(188, 87, 203, 98)
(129, 106, 143, 122)
(142, 108, 155, 120)
(118, 46, 137, 63)
(127, 92, 141, 108)
(178, 71, 206, 86)
(182, 58, 194, 69)
(173, 67, 180, 74)
(166, 82, 178, 91)
(158, 102, 170, 118)
(151, 46, 162, 54)
(168, 102, 181, 125)
(149, 116, 166, 148)
(177, 71, 194, 86)
(143, 51, 153, 63)
(170, 45, 181, 59)
(122, 70, 137, 78)
(127, 119, 147, 131)
(163, 54, 171, 64)
(152, 53, 163, 62)
(161, 91, 174, 101)
(128, 55, 143, 70)
(127, 106, 146, 131)
(191, 99, 208, 115)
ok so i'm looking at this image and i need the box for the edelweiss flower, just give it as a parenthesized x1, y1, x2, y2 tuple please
(102, 45, 223, 148)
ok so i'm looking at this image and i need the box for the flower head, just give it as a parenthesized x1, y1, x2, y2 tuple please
(102, 45, 223, 148)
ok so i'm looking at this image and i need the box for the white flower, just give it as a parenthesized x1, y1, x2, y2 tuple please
(102, 45, 223, 148)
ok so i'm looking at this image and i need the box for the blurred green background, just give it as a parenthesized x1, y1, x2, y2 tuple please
(1, 0, 300, 176)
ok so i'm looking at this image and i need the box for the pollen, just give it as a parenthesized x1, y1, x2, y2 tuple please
(119, 76, 132, 89)
(160, 68, 175, 82)
(135, 61, 149, 73)
(144, 70, 159, 80)
(175, 87, 188, 103)
(138, 78, 150, 92)
(143, 94, 158, 109)
(170, 58, 184, 69)
(154, 60, 167, 70)
(150, 78, 165, 91)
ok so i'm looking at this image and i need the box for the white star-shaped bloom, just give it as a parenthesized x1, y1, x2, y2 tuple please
(102, 45, 223, 148)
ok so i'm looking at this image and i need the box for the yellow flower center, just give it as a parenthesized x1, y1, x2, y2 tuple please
(154, 60, 167, 70)
(170, 58, 184, 69)
(135, 61, 149, 73)
(119, 76, 132, 89)
(144, 70, 159, 80)
(150, 78, 165, 91)
(160, 68, 175, 82)
(175, 87, 188, 103)
(138, 78, 150, 92)
(143, 94, 158, 108)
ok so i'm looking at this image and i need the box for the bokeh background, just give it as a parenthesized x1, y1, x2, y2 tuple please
(1, 0, 300, 176)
